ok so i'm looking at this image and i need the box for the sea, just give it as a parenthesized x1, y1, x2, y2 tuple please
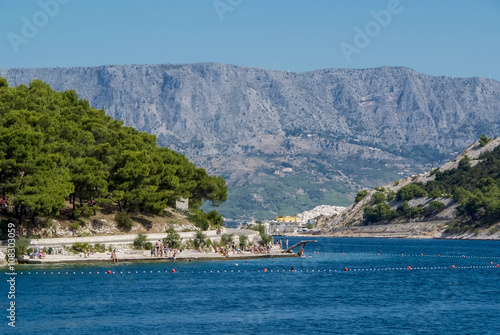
(2, 237, 500, 335)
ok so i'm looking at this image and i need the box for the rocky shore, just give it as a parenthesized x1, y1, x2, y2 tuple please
(321, 221, 500, 240)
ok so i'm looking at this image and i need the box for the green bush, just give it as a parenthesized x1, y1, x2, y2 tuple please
(73, 205, 95, 218)
(479, 134, 492, 147)
(429, 201, 445, 212)
(396, 184, 428, 201)
(189, 209, 210, 230)
(429, 188, 442, 198)
(373, 192, 386, 204)
(364, 203, 398, 223)
(239, 235, 248, 249)
(78, 232, 91, 237)
(133, 233, 148, 249)
(14, 238, 30, 257)
(220, 233, 234, 246)
(69, 221, 80, 231)
(115, 212, 133, 232)
(194, 229, 207, 249)
(164, 227, 181, 249)
(92, 243, 106, 253)
(259, 233, 273, 246)
(355, 190, 368, 202)
(71, 242, 89, 253)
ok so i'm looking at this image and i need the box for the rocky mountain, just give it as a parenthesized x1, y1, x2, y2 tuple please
(1, 63, 500, 220)
(318, 138, 500, 239)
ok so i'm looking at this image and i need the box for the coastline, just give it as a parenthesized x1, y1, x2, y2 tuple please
(312, 221, 500, 240)
(16, 249, 300, 265)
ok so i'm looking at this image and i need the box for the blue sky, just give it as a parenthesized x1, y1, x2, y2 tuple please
(0, 0, 499, 80)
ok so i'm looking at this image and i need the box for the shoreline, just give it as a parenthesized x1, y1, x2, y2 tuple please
(16, 249, 299, 265)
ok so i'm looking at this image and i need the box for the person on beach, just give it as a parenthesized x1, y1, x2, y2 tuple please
(151, 248, 155, 257)
(156, 240, 161, 257)
(34, 243, 40, 258)
(86, 246, 90, 258)
(111, 249, 118, 263)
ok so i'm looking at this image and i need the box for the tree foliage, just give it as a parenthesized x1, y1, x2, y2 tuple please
(0, 78, 227, 225)
(164, 227, 181, 249)
(396, 184, 428, 201)
(355, 190, 368, 202)
(479, 134, 492, 147)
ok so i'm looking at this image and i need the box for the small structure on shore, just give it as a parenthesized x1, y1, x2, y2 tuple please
(282, 240, 317, 256)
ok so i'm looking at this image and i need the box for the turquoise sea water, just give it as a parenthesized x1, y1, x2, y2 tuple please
(2, 237, 500, 334)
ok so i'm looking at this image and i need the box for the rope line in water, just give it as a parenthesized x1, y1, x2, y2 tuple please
(316, 252, 500, 259)
(9, 264, 500, 276)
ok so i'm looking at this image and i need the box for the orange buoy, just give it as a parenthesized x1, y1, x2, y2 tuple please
(462, 255, 465, 258)
(171, 269, 176, 273)
(497, 264, 499, 268)
(341, 252, 344, 255)
(264, 268, 268, 272)
(344, 267, 348, 271)
(438, 254, 441, 257)
(377, 253, 380, 256)
(407, 266, 411, 270)
(420, 253, 423, 256)
(452, 265, 456, 268)
(317, 252, 319, 254)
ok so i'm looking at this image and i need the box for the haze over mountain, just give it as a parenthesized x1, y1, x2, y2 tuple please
(2, 63, 500, 220)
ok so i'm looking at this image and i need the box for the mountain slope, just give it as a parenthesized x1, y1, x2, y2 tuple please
(1, 64, 500, 220)
(319, 137, 500, 239)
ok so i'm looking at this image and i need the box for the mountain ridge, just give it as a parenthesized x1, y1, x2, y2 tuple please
(1, 63, 500, 219)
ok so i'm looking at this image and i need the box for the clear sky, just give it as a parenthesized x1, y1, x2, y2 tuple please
(0, 0, 499, 80)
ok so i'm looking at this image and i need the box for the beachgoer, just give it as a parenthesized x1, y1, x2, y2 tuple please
(86, 246, 90, 258)
(156, 240, 161, 257)
(151, 248, 155, 257)
(111, 249, 118, 263)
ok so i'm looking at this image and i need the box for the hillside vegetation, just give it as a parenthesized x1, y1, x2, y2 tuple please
(321, 137, 500, 237)
(0, 78, 227, 237)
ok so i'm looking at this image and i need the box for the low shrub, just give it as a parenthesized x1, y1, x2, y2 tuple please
(115, 212, 133, 232)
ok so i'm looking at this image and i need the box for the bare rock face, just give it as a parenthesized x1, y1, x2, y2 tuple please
(2, 64, 500, 219)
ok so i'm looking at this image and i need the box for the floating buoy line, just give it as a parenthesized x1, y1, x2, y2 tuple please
(6, 252, 499, 277)
(8, 263, 500, 276)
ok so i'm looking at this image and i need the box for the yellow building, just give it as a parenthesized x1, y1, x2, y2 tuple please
(275, 215, 298, 222)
